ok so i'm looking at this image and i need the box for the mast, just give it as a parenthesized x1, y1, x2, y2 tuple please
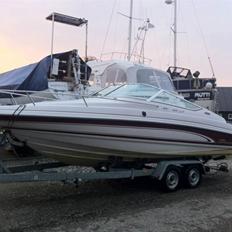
(127, 0, 133, 61)
(173, 0, 177, 67)
(50, 12, 55, 77)
(165, 0, 177, 67)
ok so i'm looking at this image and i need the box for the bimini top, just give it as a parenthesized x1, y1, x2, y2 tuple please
(93, 83, 201, 111)
(88, 60, 175, 92)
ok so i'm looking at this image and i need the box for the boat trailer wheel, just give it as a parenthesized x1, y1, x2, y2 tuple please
(185, 166, 202, 188)
(162, 167, 180, 192)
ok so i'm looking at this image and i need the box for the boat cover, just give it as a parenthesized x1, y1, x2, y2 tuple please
(0, 50, 91, 91)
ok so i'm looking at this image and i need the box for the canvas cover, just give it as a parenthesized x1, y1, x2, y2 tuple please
(0, 50, 91, 91)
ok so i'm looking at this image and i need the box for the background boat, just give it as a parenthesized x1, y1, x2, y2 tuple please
(0, 50, 91, 105)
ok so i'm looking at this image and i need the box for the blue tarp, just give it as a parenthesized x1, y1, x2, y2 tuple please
(0, 63, 38, 90)
(0, 56, 51, 91)
(0, 50, 91, 91)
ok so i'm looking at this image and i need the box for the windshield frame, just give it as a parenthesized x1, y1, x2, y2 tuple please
(93, 83, 201, 111)
(146, 89, 201, 111)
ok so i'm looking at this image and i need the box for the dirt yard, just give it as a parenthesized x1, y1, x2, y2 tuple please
(1, 163, 232, 232)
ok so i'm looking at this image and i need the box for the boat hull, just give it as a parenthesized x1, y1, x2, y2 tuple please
(1, 95, 232, 166)
(7, 119, 232, 166)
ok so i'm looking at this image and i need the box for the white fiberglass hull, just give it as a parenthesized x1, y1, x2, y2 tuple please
(1, 95, 232, 166)
(8, 119, 232, 166)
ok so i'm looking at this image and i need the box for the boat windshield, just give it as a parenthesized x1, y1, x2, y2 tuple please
(136, 69, 175, 91)
(95, 84, 201, 111)
(150, 91, 201, 110)
(91, 85, 120, 97)
(103, 84, 159, 99)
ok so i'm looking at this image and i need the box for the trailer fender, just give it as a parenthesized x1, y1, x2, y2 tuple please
(151, 160, 203, 180)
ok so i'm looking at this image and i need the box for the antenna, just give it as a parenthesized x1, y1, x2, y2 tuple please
(208, 56, 216, 79)
(131, 18, 154, 64)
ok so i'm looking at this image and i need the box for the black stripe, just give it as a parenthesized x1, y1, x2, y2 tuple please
(2, 114, 232, 144)
(8, 126, 232, 148)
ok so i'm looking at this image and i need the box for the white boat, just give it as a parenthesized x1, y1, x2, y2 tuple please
(88, 59, 175, 93)
(0, 84, 232, 167)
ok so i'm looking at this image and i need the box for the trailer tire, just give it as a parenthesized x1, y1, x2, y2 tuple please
(184, 165, 202, 188)
(161, 166, 181, 192)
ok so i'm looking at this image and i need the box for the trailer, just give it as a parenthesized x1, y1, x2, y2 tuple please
(0, 154, 229, 192)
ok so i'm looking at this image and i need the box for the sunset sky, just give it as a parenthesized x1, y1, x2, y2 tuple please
(0, 0, 232, 86)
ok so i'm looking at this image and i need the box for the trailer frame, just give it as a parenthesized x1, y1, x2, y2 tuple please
(0, 156, 210, 192)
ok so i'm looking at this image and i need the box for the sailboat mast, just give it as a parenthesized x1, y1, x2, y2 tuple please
(127, 0, 133, 61)
(165, 0, 177, 67)
(173, 0, 177, 67)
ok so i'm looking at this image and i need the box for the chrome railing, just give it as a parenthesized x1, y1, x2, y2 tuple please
(100, 52, 152, 65)
(0, 88, 93, 106)
(0, 89, 56, 105)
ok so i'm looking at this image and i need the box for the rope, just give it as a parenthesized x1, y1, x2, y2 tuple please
(7, 105, 26, 129)
(191, 0, 216, 78)
(100, 0, 118, 60)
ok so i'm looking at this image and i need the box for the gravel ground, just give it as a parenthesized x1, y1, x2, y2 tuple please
(1, 163, 232, 232)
